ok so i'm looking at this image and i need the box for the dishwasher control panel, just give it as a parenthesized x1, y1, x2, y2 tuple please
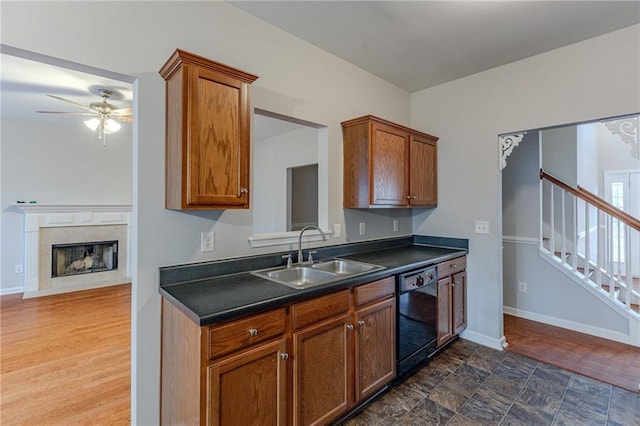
(398, 266, 437, 293)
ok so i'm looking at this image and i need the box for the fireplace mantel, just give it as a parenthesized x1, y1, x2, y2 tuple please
(14, 203, 132, 214)
(16, 203, 132, 298)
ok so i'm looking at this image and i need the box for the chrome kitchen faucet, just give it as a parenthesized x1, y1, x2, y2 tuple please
(297, 225, 326, 264)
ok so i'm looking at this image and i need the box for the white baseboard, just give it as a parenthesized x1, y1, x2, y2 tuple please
(503, 306, 631, 345)
(459, 329, 506, 351)
(0, 286, 24, 296)
(22, 280, 130, 299)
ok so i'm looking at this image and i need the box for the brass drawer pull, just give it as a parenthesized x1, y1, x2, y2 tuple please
(248, 328, 258, 337)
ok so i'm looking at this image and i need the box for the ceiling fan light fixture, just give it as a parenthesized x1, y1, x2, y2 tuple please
(104, 118, 121, 134)
(84, 117, 100, 131)
(40, 88, 130, 146)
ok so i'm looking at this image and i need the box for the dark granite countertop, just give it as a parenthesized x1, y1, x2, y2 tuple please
(159, 236, 467, 326)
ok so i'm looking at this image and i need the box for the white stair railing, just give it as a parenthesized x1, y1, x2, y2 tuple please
(540, 170, 640, 317)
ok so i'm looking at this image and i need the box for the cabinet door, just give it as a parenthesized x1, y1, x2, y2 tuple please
(371, 123, 409, 206)
(409, 134, 437, 206)
(452, 271, 467, 334)
(207, 338, 288, 426)
(354, 297, 396, 402)
(187, 66, 250, 208)
(293, 314, 351, 426)
(437, 277, 454, 347)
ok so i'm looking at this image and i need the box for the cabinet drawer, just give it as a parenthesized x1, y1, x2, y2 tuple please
(437, 256, 466, 277)
(292, 290, 350, 330)
(354, 277, 395, 306)
(207, 308, 286, 360)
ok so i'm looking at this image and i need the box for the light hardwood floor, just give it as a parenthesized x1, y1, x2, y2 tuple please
(0, 284, 130, 425)
(504, 313, 640, 393)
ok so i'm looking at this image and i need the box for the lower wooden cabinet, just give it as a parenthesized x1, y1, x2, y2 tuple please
(293, 314, 351, 426)
(436, 256, 467, 347)
(207, 338, 288, 426)
(292, 278, 396, 425)
(436, 276, 454, 347)
(452, 270, 467, 334)
(161, 277, 396, 426)
(354, 297, 396, 401)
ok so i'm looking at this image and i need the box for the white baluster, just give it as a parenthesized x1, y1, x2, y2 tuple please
(561, 190, 567, 264)
(608, 215, 615, 299)
(584, 203, 590, 280)
(572, 195, 578, 271)
(550, 185, 555, 256)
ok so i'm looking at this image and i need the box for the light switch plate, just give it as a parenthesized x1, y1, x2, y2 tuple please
(475, 220, 489, 234)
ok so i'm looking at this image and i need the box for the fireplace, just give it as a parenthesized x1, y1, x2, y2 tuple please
(52, 240, 118, 278)
(16, 203, 131, 298)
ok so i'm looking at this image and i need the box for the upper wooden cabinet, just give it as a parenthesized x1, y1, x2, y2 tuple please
(160, 49, 258, 210)
(342, 115, 438, 208)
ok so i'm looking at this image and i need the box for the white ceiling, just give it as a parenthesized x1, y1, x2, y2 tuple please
(1, 1, 638, 126)
(231, 1, 640, 92)
(0, 49, 133, 128)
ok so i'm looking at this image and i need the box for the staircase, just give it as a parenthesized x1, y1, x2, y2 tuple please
(540, 170, 640, 346)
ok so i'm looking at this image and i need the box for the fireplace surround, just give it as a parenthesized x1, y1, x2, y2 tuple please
(16, 203, 131, 298)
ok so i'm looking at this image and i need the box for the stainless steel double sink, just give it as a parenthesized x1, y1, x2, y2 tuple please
(251, 259, 385, 289)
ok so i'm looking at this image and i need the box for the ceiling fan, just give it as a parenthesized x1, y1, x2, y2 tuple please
(37, 88, 132, 144)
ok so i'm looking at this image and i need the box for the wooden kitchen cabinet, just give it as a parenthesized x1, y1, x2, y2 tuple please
(452, 270, 467, 334)
(436, 257, 467, 347)
(354, 297, 395, 402)
(409, 134, 438, 206)
(291, 278, 395, 426)
(207, 338, 288, 426)
(161, 278, 395, 426)
(292, 290, 351, 426)
(161, 301, 288, 425)
(342, 115, 438, 208)
(159, 49, 258, 210)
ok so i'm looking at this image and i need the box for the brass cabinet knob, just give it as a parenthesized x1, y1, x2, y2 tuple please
(248, 328, 258, 337)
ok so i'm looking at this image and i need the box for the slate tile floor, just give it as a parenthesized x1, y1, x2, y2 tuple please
(343, 339, 640, 426)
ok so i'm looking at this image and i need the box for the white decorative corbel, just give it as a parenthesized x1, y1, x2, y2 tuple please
(604, 115, 638, 159)
(499, 132, 526, 170)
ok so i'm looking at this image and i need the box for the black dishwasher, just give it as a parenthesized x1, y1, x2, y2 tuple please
(396, 266, 438, 378)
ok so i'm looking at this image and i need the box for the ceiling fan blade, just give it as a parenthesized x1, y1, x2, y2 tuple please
(114, 116, 133, 124)
(113, 107, 132, 115)
(46, 94, 94, 112)
(36, 111, 97, 116)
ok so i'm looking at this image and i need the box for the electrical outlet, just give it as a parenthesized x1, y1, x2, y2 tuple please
(15, 264, 23, 274)
(518, 281, 527, 293)
(475, 220, 490, 234)
(201, 231, 214, 252)
(333, 223, 342, 238)
(359, 222, 366, 235)
(393, 219, 399, 232)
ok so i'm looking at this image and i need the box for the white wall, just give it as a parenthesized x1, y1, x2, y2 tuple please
(501, 127, 629, 342)
(1, 2, 411, 423)
(595, 121, 640, 192)
(541, 126, 577, 187)
(253, 126, 318, 233)
(0, 117, 132, 293)
(577, 122, 599, 193)
(501, 131, 539, 238)
(410, 24, 640, 350)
